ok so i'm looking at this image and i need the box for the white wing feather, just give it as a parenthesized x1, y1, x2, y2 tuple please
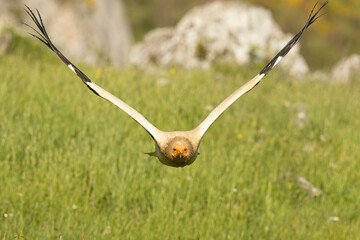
(196, 1, 327, 137)
(25, 6, 160, 138)
(86, 81, 160, 137)
(197, 73, 265, 136)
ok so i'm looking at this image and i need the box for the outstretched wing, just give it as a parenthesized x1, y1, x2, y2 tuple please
(25, 6, 160, 138)
(197, 1, 327, 137)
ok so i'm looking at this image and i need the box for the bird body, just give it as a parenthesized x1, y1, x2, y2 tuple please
(25, 1, 328, 167)
(147, 129, 201, 167)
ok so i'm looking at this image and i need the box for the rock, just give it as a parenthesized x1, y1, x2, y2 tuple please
(331, 54, 360, 83)
(0, 32, 12, 54)
(0, 0, 132, 66)
(310, 70, 330, 82)
(130, 27, 175, 66)
(130, 1, 309, 77)
(297, 176, 322, 197)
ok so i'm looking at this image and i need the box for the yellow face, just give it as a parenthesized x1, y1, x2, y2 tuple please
(172, 145, 188, 159)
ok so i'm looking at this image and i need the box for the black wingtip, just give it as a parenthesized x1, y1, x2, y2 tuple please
(24, 6, 101, 94)
(259, 1, 328, 76)
(307, 0, 328, 26)
(24, 6, 50, 47)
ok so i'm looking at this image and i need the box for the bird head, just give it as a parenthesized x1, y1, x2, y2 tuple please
(172, 145, 188, 159)
(160, 136, 198, 167)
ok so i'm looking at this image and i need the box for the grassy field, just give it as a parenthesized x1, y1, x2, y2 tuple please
(1, 40, 360, 239)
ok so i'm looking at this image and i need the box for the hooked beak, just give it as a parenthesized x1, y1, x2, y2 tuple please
(178, 152, 183, 158)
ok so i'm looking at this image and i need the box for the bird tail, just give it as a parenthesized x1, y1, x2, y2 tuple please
(145, 152, 157, 157)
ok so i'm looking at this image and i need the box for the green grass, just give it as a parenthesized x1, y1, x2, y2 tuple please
(1, 40, 360, 239)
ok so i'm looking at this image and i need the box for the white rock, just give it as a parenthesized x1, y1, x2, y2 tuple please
(0, 30, 12, 54)
(0, 0, 132, 66)
(310, 70, 330, 82)
(130, 1, 309, 77)
(331, 54, 360, 83)
(297, 176, 322, 197)
(328, 216, 340, 222)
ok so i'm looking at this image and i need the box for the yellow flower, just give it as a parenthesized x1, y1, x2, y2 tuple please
(287, 0, 303, 7)
(96, 68, 103, 80)
(169, 68, 176, 75)
(84, 0, 96, 8)
(237, 133, 243, 139)
(292, 81, 299, 88)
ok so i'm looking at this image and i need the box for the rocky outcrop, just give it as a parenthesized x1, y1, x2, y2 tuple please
(0, 24, 12, 55)
(0, 0, 132, 66)
(331, 54, 360, 83)
(130, 1, 309, 77)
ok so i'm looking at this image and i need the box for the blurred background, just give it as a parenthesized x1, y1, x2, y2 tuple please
(124, 0, 360, 70)
(0, 0, 359, 72)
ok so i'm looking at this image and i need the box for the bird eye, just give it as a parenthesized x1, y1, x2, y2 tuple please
(184, 148, 187, 152)
(173, 148, 176, 152)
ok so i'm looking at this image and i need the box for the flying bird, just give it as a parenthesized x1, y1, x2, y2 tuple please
(25, 2, 327, 167)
